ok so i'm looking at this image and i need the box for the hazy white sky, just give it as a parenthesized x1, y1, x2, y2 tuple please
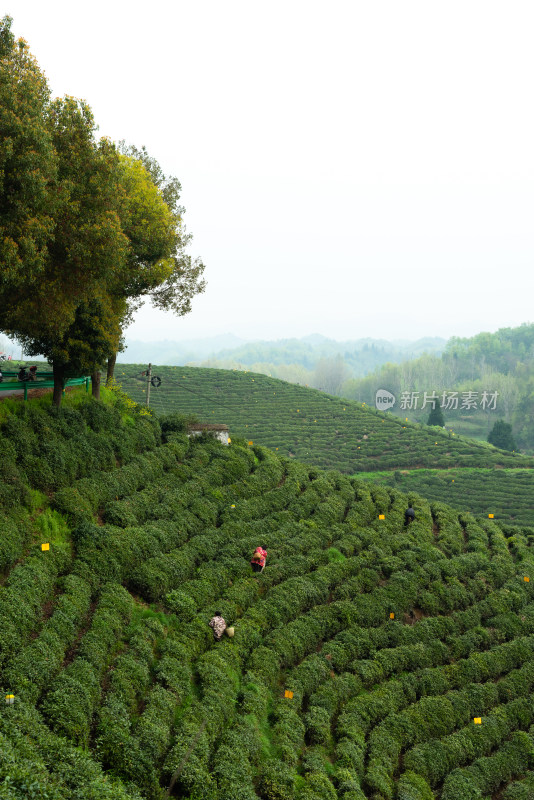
(9, 1, 534, 343)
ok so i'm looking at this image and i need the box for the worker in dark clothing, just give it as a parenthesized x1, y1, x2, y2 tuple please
(17, 367, 28, 381)
(404, 507, 415, 525)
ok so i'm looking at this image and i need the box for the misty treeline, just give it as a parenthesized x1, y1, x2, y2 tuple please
(200, 355, 348, 394)
(200, 324, 534, 451)
(344, 323, 534, 451)
(196, 335, 445, 391)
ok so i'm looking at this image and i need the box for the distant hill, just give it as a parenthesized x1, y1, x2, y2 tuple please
(119, 333, 247, 365)
(204, 335, 447, 374)
(120, 333, 446, 377)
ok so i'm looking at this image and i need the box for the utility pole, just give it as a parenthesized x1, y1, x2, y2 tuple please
(146, 363, 152, 406)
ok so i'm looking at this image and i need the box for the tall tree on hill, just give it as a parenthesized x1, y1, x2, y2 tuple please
(488, 419, 517, 452)
(105, 143, 206, 385)
(427, 404, 445, 427)
(22, 297, 121, 404)
(0, 20, 205, 405)
(27, 135, 181, 404)
(0, 16, 57, 318)
(4, 94, 131, 403)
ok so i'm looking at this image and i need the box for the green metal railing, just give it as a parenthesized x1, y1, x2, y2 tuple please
(0, 374, 90, 400)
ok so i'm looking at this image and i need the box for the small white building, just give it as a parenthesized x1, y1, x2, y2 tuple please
(187, 423, 229, 445)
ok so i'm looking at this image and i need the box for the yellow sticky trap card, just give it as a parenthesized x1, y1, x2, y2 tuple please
(230, 504, 236, 509)
(248, 440, 253, 446)
(488, 514, 494, 519)
(284, 690, 294, 699)
(389, 613, 395, 620)
(474, 717, 482, 724)
(5, 695, 14, 705)
(524, 576, 530, 582)
(41, 543, 50, 551)
(378, 514, 385, 520)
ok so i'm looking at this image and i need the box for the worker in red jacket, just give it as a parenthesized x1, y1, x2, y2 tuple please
(251, 546, 267, 573)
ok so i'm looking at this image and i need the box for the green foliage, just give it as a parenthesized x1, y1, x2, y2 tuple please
(342, 322, 534, 450)
(0, 16, 56, 290)
(397, 771, 434, 800)
(164, 590, 197, 621)
(0, 393, 532, 798)
(0, 21, 203, 404)
(359, 467, 534, 527)
(427, 404, 445, 427)
(488, 418, 517, 451)
(326, 547, 346, 563)
(160, 411, 199, 440)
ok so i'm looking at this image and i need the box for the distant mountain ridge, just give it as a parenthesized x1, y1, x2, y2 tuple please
(119, 333, 247, 365)
(120, 333, 447, 376)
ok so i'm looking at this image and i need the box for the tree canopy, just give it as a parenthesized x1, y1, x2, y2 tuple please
(427, 404, 445, 427)
(488, 419, 517, 452)
(0, 16, 56, 295)
(0, 16, 205, 404)
(115, 144, 206, 330)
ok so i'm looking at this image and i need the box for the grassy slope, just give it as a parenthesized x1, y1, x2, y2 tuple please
(0, 390, 533, 799)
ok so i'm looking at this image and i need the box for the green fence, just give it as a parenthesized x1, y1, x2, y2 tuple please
(0, 375, 90, 400)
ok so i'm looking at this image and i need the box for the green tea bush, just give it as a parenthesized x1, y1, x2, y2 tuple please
(1, 392, 534, 798)
(41, 583, 134, 746)
(441, 731, 534, 799)
(4, 574, 91, 703)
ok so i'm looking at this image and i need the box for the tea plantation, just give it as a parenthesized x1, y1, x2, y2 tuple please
(357, 468, 534, 528)
(0, 392, 533, 799)
(115, 365, 533, 473)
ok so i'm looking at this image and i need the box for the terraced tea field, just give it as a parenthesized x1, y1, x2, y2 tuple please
(358, 467, 534, 528)
(0, 394, 533, 799)
(115, 365, 533, 473)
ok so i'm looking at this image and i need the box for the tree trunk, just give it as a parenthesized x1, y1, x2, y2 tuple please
(91, 370, 101, 400)
(106, 352, 117, 386)
(52, 363, 65, 407)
